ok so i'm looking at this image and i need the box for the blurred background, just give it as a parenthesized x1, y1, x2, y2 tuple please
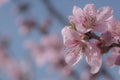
(0, 0, 120, 80)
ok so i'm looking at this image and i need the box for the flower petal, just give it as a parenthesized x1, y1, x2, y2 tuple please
(100, 31, 113, 46)
(70, 6, 84, 30)
(62, 26, 81, 48)
(107, 48, 120, 66)
(107, 16, 118, 29)
(106, 53, 118, 67)
(84, 4, 97, 17)
(65, 45, 82, 66)
(73, 6, 83, 17)
(93, 21, 107, 32)
(85, 43, 102, 74)
(115, 55, 120, 65)
(97, 7, 113, 22)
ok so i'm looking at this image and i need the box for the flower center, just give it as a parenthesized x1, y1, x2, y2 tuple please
(82, 16, 96, 29)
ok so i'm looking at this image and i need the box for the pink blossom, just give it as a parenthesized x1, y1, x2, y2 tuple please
(107, 17, 120, 41)
(41, 34, 63, 52)
(0, 0, 9, 5)
(41, 35, 65, 64)
(85, 42, 102, 74)
(39, 18, 52, 34)
(17, 17, 36, 35)
(62, 66, 72, 76)
(4, 60, 31, 80)
(25, 40, 47, 67)
(106, 48, 120, 67)
(62, 26, 83, 66)
(0, 48, 9, 67)
(0, 36, 10, 67)
(25, 35, 64, 67)
(100, 31, 114, 46)
(115, 55, 120, 65)
(80, 69, 91, 80)
(62, 26, 102, 73)
(69, 4, 113, 33)
(13, 3, 30, 14)
(26, 35, 73, 76)
(62, 26, 81, 48)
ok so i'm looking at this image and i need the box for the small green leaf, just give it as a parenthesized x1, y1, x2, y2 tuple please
(70, 23, 77, 31)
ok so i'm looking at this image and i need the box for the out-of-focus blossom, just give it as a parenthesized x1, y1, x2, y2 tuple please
(17, 17, 36, 35)
(0, 35, 32, 80)
(62, 26, 102, 74)
(39, 18, 52, 34)
(80, 69, 91, 80)
(25, 34, 64, 67)
(41, 34, 63, 52)
(62, 66, 73, 76)
(0, 0, 9, 5)
(13, 3, 30, 14)
(25, 40, 47, 67)
(4, 60, 32, 80)
(26, 34, 73, 76)
(41, 35, 73, 75)
(0, 48, 9, 67)
(0, 35, 10, 67)
(0, 35, 10, 48)
(69, 4, 113, 33)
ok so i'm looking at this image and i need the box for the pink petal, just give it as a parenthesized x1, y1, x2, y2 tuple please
(93, 21, 107, 32)
(106, 48, 119, 67)
(70, 6, 84, 28)
(83, 4, 97, 17)
(69, 16, 85, 33)
(62, 26, 81, 48)
(0, 0, 9, 5)
(100, 31, 113, 46)
(69, 16, 76, 23)
(73, 6, 83, 17)
(106, 54, 118, 67)
(115, 55, 120, 65)
(69, 6, 89, 33)
(97, 7, 113, 22)
(25, 40, 36, 49)
(65, 45, 82, 66)
(34, 54, 47, 67)
(107, 17, 120, 37)
(85, 43, 102, 74)
(107, 16, 118, 29)
(41, 34, 62, 50)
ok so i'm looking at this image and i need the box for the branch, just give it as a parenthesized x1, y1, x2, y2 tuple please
(84, 31, 120, 53)
(42, 0, 68, 25)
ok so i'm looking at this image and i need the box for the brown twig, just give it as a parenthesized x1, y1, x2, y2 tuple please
(85, 31, 120, 54)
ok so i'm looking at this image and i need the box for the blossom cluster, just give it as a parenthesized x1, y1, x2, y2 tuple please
(26, 35, 73, 76)
(62, 4, 120, 74)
